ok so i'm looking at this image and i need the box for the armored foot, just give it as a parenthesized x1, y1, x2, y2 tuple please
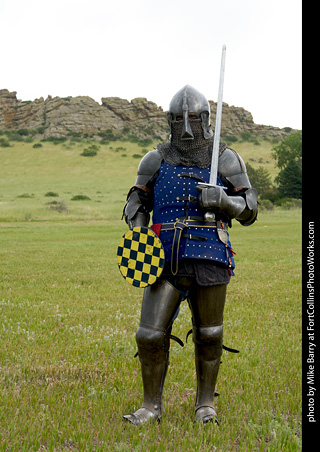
(195, 406, 219, 425)
(123, 407, 160, 426)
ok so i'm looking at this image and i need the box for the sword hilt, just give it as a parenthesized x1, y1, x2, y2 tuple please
(197, 182, 227, 222)
(204, 211, 216, 222)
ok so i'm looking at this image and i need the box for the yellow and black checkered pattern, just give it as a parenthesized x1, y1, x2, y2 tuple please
(117, 227, 165, 288)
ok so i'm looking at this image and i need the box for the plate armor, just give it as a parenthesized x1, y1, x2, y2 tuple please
(122, 85, 258, 425)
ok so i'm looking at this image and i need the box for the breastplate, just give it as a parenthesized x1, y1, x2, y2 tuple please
(152, 162, 235, 270)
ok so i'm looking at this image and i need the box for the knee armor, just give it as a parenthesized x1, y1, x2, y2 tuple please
(193, 325, 223, 360)
(136, 325, 170, 355)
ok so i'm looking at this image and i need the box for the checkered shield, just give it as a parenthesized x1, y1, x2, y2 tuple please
(117, 227, 165, 288)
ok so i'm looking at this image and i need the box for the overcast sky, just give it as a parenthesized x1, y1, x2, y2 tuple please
(1, 0, 302, 130)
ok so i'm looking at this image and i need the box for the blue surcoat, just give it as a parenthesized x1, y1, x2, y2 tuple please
(152, 161, 235, 272)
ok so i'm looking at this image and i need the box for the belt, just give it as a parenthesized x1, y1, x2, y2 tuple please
(156, 217, 228, 276)
(160, 218, 218, 231)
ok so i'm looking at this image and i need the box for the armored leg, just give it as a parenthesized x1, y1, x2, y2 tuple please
(188, 284, 227, 424)
(123, 279, 181, 425)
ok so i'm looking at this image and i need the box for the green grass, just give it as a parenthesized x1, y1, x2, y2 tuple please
(0, 139, 147, 223)
(0, 137, 277, 223)
(0, 139, 301, 451)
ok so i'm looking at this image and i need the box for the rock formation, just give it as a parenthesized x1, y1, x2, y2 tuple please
(0, 89, 295, 141)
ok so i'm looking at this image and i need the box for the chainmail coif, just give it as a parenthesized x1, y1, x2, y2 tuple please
(157, 119, 226, 168)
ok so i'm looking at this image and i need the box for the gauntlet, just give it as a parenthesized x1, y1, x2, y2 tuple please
(197, 185, 258, 225)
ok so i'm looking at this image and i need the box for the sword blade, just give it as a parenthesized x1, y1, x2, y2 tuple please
(209, 44, 226, 186)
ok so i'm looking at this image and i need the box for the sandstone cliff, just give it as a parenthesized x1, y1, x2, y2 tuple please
(0, 89, 294, 141)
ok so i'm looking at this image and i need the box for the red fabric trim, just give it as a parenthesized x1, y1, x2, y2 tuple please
(151, 223, 161, 237)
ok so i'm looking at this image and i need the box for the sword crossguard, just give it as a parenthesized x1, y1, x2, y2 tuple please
(197, 183, 227, 190)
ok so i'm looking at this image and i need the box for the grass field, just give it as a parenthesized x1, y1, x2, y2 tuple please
(0, 139, 301, 451)
(0, 136, 278, 223)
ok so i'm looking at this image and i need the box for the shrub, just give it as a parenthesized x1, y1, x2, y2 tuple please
(80, 144, 99, 157)
(223, 134, 238, 143)
(71, 195, 91, 201)
(67, 130, 82, 138)
(17, 129, 30, 136)
(41, 136, 68, 145)
(17, 193, 34, 198)
(259, 199, 274, 210)
(127, 135, 153, 147)
(0, 138, 10, 147)
(260, 188, 278, 204)
(33, 143, 43, 148)
(240, 131, 253, 141)
(137, 138, 153, 147)
(127, 134, 139, 143)
(81, 148, 97, 157)
(97, 129, 118, 141)
(6, 132, 24, 141)
(36, 126, 47, 134)
(240, 132, 260, 145)
(45, 191, 59, 197)
(275, 197, 302, 209)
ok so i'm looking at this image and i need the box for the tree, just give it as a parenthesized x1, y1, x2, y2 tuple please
(271, 130, 302, 170)
(276, 160, 302, 199)
(246, 162, 272, 196)
(271, 130, 302, 199)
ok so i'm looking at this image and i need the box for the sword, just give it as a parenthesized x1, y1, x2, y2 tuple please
(198, 44, 227, 222)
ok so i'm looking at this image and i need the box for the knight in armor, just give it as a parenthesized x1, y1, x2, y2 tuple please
(122, 85, 258, 425)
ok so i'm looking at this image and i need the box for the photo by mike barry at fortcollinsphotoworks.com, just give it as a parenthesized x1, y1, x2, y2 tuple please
(303, 219, 317, 441)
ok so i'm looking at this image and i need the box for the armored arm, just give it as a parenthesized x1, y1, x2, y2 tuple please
(198, 148, 258, 226)
(123, 149, 162, 229)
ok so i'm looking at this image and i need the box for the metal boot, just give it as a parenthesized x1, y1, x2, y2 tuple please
(194, 345, 221, 423)
(123, 279, 181, 425)
(188, 284, 226, 425)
